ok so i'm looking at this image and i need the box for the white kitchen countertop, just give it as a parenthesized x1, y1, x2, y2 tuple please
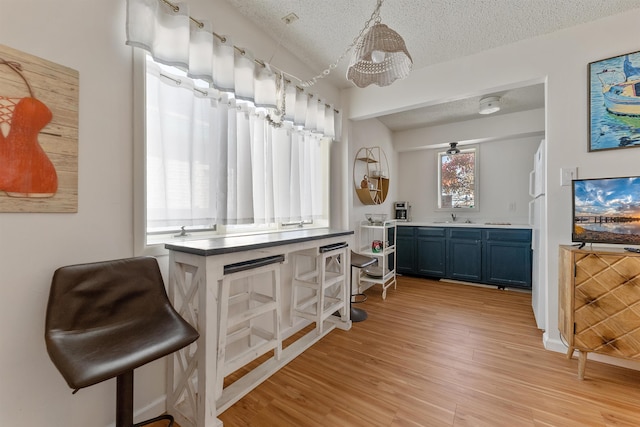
(396, 221, 532, 229)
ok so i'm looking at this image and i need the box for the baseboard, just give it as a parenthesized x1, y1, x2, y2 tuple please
(542, 334, 567, 353)
(439, 278, 532, 293)
(544, 333, 640, 372)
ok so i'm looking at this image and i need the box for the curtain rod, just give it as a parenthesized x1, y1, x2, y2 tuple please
(159, 0, 340, 114)
(160, 71, 332, 109)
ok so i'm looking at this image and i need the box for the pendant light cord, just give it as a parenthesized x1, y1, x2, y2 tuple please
(268, 18, 292, 64)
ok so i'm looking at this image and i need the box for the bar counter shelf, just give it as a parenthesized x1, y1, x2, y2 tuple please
(164, 228, 354, 427)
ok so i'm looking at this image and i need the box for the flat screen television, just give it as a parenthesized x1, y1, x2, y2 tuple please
(572, 176, 640, 246)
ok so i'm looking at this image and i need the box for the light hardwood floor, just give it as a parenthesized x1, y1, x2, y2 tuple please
(162, 276, 640, 427)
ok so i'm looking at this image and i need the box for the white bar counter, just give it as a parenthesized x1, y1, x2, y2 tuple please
(164, 228, 354, 427)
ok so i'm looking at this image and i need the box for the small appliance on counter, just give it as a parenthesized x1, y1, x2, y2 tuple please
(394, 201, 410, 221)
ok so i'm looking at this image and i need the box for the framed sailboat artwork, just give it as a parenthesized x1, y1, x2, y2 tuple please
(589, 50, 640, 152)
(0, 44, 78, 212)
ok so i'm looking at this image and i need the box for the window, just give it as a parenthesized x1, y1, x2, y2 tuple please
(437, 146, 478, 210)
(136, 53, 330, 250)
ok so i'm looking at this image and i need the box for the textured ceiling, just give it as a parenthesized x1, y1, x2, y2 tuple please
(376, 84, 546, 130)
(222, 0, 640, 130)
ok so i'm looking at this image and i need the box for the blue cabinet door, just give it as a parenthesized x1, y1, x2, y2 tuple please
(448, 228, 482, 282)
(396, 227, 416, 274)
(483, 229, 532, 289)
(417, 227, 446, 277)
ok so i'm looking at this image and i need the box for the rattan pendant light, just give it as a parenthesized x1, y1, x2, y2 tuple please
(347, 1, 412, 88)
(300, 0, 412, 89)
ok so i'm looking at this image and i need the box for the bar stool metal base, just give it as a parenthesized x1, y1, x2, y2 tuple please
(350, 251, 377, 324)
(351, 306, 368, 322)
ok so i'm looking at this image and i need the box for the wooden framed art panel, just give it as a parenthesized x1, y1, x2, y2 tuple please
(0, 44, 78, 212)
(589, 50, 640, 152)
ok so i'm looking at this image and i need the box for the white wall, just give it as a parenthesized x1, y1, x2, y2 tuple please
(0, 1, 343, 426)
(396, 135, 541, 224)
(392, 108, 545, 223)
(1, 2, 140, 426)
(345, 7, 640, 363)
(349, 118, 397, 234)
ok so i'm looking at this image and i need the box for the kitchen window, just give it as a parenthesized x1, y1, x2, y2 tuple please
(437, 146, 478, 211)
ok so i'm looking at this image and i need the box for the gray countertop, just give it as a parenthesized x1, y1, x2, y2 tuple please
(165, 228, 354, 256)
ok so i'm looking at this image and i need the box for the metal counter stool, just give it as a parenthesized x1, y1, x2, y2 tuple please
(45, 257, 200, 427)
(350, 251, 377, 322)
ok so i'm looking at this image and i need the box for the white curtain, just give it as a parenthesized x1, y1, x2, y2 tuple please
(145, 60, 219, 228)
(145, 57, 327, 227)
(126, 0, 339, 136)
(128, 0, 338, 228)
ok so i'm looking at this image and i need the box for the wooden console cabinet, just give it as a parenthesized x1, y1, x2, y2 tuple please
(559, 245, 640, 379)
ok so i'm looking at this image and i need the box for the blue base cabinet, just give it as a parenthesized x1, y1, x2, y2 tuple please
(417, 227, 446, 277)
(396, 226, 532, 290)
(448, 228, 482, 282)
(396, 226, 416, 275)
(483, 229, 532, 288)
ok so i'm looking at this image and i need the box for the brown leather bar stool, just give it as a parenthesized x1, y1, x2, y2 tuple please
(350, 251, 377, 322)
(45, 257, 200, 427)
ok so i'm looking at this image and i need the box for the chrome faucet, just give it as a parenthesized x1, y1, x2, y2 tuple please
(451, 213, 457, 222)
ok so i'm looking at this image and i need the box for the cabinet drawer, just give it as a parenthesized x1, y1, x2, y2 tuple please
(417, 227, 446, 237)
(397, 226, 415, 237)
(448, 228, 482, 240)
(484, 229, 531, 242)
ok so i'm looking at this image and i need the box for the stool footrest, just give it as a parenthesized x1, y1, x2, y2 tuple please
(294, 271, 345, 288)
(225, 324, 275, 346)
(294, 294, 318, 312)
(294, 296, 343, 319)
(223, 339, 279, 376)
(228, 291, 275, 308)
(227, 301, 278, 329)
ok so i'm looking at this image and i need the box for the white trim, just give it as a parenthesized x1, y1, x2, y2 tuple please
(133, 48, 150, 256)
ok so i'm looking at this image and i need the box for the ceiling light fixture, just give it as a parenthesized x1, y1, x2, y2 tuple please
(446, 142, 460, 155)
(479, 96, 501, 115)
(347, 0, 413, 88)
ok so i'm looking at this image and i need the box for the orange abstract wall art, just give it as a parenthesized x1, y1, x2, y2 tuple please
(0, 59, 58, 197)
(0, 45, 78, 213)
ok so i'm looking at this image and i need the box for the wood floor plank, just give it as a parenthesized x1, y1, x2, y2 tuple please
(179, 276, 640, 426)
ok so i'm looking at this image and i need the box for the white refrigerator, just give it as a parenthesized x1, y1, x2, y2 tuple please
(529, 140, 547, 330)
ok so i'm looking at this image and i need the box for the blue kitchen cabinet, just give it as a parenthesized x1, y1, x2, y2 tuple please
(416, 227, 446, 277)
(483, 229, 532, 289)
(447, 228, 482, 282)
(396, 226, 416, 275)
(395, 225, 532, 289)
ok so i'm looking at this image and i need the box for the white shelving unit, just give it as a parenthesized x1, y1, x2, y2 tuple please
(357, 220, 397, 299)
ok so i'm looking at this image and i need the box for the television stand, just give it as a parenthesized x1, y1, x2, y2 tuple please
(559, 245, 640, 379)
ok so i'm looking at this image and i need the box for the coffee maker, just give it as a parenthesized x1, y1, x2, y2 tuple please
(394, 201, 410, 221)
